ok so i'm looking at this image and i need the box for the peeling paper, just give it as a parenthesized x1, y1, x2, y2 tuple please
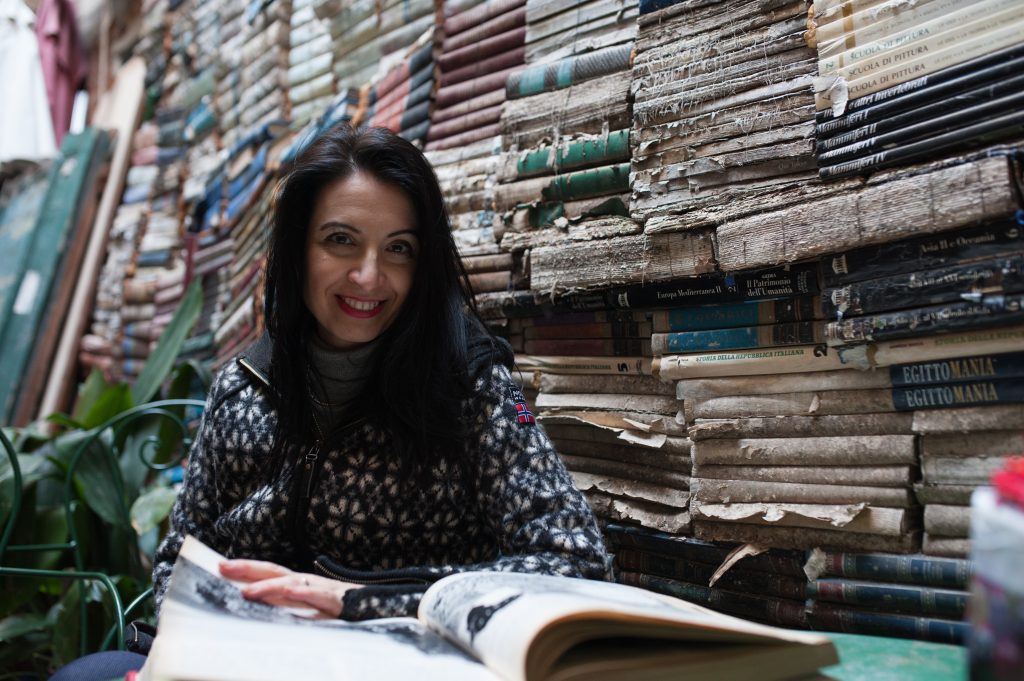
(694, 501, 869, 528)
(803, 547, 827, 582)
(710, 543, 769, 587)
(837, 343, 874, 370)
(538, 413, 669, 448)
(813, 75, 849, 117)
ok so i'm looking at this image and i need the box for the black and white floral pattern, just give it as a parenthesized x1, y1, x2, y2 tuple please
(153, 357, 612, 620)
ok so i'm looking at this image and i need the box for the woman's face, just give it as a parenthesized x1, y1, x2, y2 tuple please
(303, 170, 419, 349)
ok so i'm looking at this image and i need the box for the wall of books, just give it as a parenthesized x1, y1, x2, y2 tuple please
(4, 0, 1022, 646)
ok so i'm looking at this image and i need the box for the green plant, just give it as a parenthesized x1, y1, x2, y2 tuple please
(0, 278, 209, 678)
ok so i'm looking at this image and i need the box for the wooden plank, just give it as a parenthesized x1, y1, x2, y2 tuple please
(39, 57, 147, 419)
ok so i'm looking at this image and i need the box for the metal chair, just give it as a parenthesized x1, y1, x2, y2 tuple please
(0, 398, 204, 656)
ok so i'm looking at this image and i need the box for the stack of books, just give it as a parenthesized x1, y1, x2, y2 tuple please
(329, 0, 434, 93)
(813, 0, 1024, 180)
(288, 0, 334, 128)
(365, 36, 435, 145)
(426, 0, 526, 152)
(629, 0, 825, 233)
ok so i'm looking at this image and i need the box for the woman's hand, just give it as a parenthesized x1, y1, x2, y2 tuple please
(219, 559, 359, 619)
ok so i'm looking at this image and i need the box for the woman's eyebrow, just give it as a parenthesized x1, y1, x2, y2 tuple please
(388, 228, 419, 237)
(317, 220, 357, 233)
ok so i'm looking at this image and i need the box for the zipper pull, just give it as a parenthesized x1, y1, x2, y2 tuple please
(302, 441, 321, 498)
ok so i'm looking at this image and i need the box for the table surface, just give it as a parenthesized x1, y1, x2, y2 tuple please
(822, 632, 968, 681)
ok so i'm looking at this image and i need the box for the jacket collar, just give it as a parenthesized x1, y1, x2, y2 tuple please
(237, 332, 272, 387)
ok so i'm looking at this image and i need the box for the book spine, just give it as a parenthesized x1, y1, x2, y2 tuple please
(808, 578, 968, 618)
(816, 72, 1024, 153)
(891, 378, 1024, 411)
(616, 549, 809, 600)
(823, 215, 1024, 287)
(513, 354, 654, 375)
(438, 25, 526, 73)
(507, 44, 632, 99)
(869, 324, 1024, 367)
(655, 344, 849, 380)
(598, 263, 821, 311)
(889, 351, 1024, 386)
(652, 297, 823, 333)
(522, 309, 650, 326)
(817, 0, 1018, 73)
(817, 108, 1024, 180)
(512, 129, 631, 179)
(815, 0, 993, 55)
(652, 322, 825, 355)
(524, 321, 653, 340)
(620, 572, 810, 628)
(817, 88, 1024, 164)
(818, 552, 972, 588)
(815, 13, 1024, 112)
(825, 255, 1024, 317)
(825, 293, 1024, 345)
(540, 163, 631, 203)
(807, 602, 968, 644)
(523, 338, 652, 357)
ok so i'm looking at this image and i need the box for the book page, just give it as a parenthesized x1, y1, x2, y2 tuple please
(141, 537, 499, 681)
(419, 572, 834, 681)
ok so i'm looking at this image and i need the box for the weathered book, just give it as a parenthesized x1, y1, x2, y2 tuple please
(693, 464, 914, 487)
(619, 572, 811, 629)
(816, 43, 1024, 135)
(438, 26, 526, 72)
(922, 534, 970, 558)
(583, 489, 692, 534)
(524, 321, 653, 340)
(615, 549, 809, 601)
(567, 263, 820, 311)
(915, 483, 975, 505)
(807, 578, 967, 619)
(143, 537, 838, 681)
(817, 72, 1024, 154)
(806, 601, 968, 645)
(822, 215, 1024, 287)
(692, 499, 917, 537)
(922, 429, 1024, 458)
(814, 0, 994, 57)
(714, 151, 1021, 273)
(921, 455, 1005, 486)
(651, 322, 825, 355)
(514, 354, 654, 375)
(692, 478, 915, 508)
(560, 453, 689, 489)
(523, 338, 653, 357)
(695, 520, 922, 554)
(825, 294, 1024, 345)
(517, 309, 650, 327)
(494, 163, 630, 210)
(506, 43, 632, 99)
(913, 404, 1024, 433)
(692, 435, 917, 466)
(869, 324, 1024, 368)
(924, 505, 971, 538)
(818, 108, 1024, 180)
(804, 548, 972, 588)
(554, 437, 690, 472)
(817, 0, 1018, 72)
(652, 297, 822, 333)
(676, 368, 891, 400)
(535, 392, 677, 414)
(890, 351, 1024, 387)
(655, 344, 851, 380)
(824, 255, 1024, 318)
(536, 372, 674, 396)
(499, 130, 631, 181)
(571, 471, 687, 509)
(442, 3, 526, 53)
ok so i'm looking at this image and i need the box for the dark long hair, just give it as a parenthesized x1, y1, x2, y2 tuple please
(264, 124, 508, 473)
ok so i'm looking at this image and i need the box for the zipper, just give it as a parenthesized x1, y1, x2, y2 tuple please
(313, 558, 434, 585)
(301, 441, 321, 499)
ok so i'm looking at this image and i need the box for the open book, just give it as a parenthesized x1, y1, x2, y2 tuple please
(141, 536, 839, 681)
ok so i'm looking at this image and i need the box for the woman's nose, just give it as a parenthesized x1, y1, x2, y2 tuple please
(349, 251, 380, 286)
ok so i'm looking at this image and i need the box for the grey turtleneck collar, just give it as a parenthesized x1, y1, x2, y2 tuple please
(307, 334, 379, 431)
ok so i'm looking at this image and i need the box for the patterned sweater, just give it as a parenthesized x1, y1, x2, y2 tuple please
(152, 341, 612, 620)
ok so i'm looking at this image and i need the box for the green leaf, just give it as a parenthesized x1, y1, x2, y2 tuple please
(71, 369, 112, 424)
(131, 278, 204, 404)
(0, 613, 47, 642)
(80, 384, 133, 431)
(56, 431, 129, 530)
(130, 487, 178, 536)
(47, 412, 84, 430)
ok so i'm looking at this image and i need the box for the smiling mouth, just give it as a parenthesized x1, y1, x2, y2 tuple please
(336, 296, 385, 318)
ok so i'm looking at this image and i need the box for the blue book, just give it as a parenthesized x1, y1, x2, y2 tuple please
(652, 297, 822, 333)
(652, 321, 824, 354)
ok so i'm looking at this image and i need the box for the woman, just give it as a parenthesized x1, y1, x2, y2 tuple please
(151, 123, 611, 621)
(50, 124, 609, 681)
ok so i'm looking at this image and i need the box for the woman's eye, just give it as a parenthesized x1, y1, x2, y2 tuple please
(327, 232, 353, 245)
(388, 241, 417, 257)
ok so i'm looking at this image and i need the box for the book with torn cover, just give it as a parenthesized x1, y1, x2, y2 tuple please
(141, 536, 839, 681)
